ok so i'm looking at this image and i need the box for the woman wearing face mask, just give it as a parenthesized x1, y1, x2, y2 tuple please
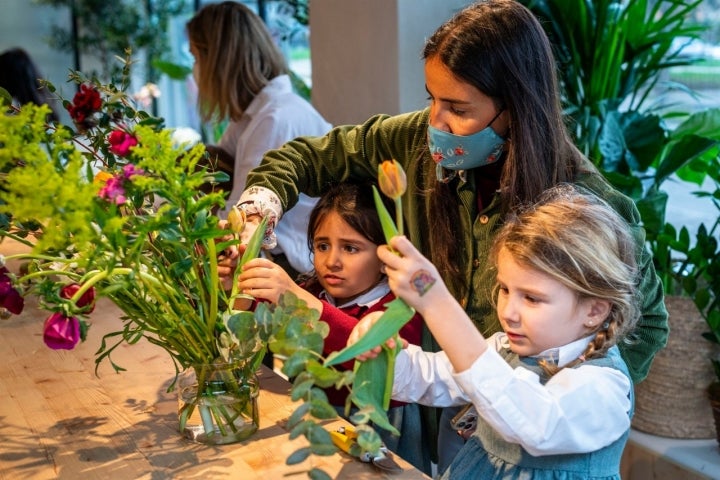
(222, 0, 668, 473)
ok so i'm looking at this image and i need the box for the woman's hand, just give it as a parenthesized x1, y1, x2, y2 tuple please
(378, 235, 449, 315)
(347, 311, 408, 361)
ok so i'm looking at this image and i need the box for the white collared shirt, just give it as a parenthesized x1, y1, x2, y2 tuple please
(392, 333, 632, 456)
(218, 75, 331, 273)
(319, 278, 391, 309)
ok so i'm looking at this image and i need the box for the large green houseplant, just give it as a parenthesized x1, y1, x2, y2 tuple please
(652, 158, 720, 441)
(521, 0, 720, 243)
(521, 0, 720, 438)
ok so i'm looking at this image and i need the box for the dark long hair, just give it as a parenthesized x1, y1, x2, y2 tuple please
(0, 48, 59, 122)
(307, 182, 392, 253)
(421, 0, 590, 292)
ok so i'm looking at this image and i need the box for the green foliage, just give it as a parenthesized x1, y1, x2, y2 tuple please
(0, 54, 397, 479)
(523, 0, 705, 164)
(652, 158, 720, 381)
(522, 0, 720, 235)
(521, 0, 720, 383)
(33, 0, 189, 82)
(258, 292, 399, 477)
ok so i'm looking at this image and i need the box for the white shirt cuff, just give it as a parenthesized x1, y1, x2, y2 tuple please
(237, 186, 283, 249)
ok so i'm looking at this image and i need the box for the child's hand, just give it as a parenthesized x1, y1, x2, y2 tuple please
(347, 311, 408, 361)
(378, 235, 449, 314)
(237, 257, 296, 304)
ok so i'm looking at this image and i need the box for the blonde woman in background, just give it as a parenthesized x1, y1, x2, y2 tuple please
(187, 1, 331, 277)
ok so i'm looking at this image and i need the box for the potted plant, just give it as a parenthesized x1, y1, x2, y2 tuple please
(520, 0, 720, 243)
(649, 157, 720, 442)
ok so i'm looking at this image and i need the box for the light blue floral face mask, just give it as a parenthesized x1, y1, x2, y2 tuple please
(428, 109, 505, 182)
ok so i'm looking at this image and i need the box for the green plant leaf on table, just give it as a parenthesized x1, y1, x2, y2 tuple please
(229, 215, 269, 304)
(324, 298, 414, 368)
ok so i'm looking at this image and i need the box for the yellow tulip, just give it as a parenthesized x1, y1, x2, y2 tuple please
(377, 160, 407, 200)
(93, 171, 114, 185)
(227, 206, 246, 234)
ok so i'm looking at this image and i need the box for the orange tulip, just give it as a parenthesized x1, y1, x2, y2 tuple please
(378, 160, 407, 200)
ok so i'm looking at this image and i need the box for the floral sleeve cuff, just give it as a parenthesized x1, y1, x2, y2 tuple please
(236, 186, 283, 249)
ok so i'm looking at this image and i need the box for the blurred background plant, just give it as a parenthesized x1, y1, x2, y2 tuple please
(520, 0, 720, 289)
(33, 0, 189, 85)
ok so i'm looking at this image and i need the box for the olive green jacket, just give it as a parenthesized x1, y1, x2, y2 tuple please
(246, 108, 668, 384)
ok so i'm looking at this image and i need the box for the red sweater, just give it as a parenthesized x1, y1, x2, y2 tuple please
(312, 288, 424, 408)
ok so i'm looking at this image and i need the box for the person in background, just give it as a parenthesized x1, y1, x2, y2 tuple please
(237, 182, 430, 473)
(187, 0, 331, 276)
(348, 184, 639, 479)
(221, 0, 668, 471)
(0, 47, 60, 122)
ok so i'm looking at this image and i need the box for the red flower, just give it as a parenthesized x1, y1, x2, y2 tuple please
(43, 313, 81, 350)
(60, 283, 96, 313)
(108, 130, 138, 157)
(0, 267, 24, 315)
(67, 84, 102, 130)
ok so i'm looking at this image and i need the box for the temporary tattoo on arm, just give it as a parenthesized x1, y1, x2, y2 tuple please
(410, 269, 436, 296)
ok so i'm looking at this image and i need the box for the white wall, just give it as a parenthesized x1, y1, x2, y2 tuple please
(310, 0, 469, 126)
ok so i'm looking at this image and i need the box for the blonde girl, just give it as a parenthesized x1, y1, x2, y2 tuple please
(351, 185, 640, 479)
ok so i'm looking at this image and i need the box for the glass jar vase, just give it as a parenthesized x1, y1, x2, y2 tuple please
(178, 361, 259, 444)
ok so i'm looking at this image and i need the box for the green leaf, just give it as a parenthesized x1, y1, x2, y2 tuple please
(286, 447, 312, 465)
(291, 374, 315, 401)
(0, 86, 11, 106)
(655, 135, 718, 186)
(289, 419, 313, 440)
(308, 468, 333, 480)
(324, 298, 414, 367)
(282, 351, 311, 378)
(309, 398, 338, 419)
(372, 186, 398, 244)
(239, 216, 269, 269)
(353, 348, 390, 410)
(305, 359, 344, 388)
(152, 60, 192, 80)
(287, 402, 311, 430)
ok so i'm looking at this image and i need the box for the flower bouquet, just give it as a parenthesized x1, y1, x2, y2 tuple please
(0, 56, 273, 444)
(0, 54, 416, 478)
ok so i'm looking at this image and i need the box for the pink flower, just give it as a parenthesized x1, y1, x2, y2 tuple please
(43, 313, 81, 350)
(98, 175, 127, 204)
(0, 267, 24, 315)
(108, 130, 138, 157)
(60, 283, 96, 313)
(122, 163, 144, 179)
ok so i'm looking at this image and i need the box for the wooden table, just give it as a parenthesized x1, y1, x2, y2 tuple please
(0, 242, 429, 480)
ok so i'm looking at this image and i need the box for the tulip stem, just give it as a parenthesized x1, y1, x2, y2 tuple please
(394, 198, 403, 237)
